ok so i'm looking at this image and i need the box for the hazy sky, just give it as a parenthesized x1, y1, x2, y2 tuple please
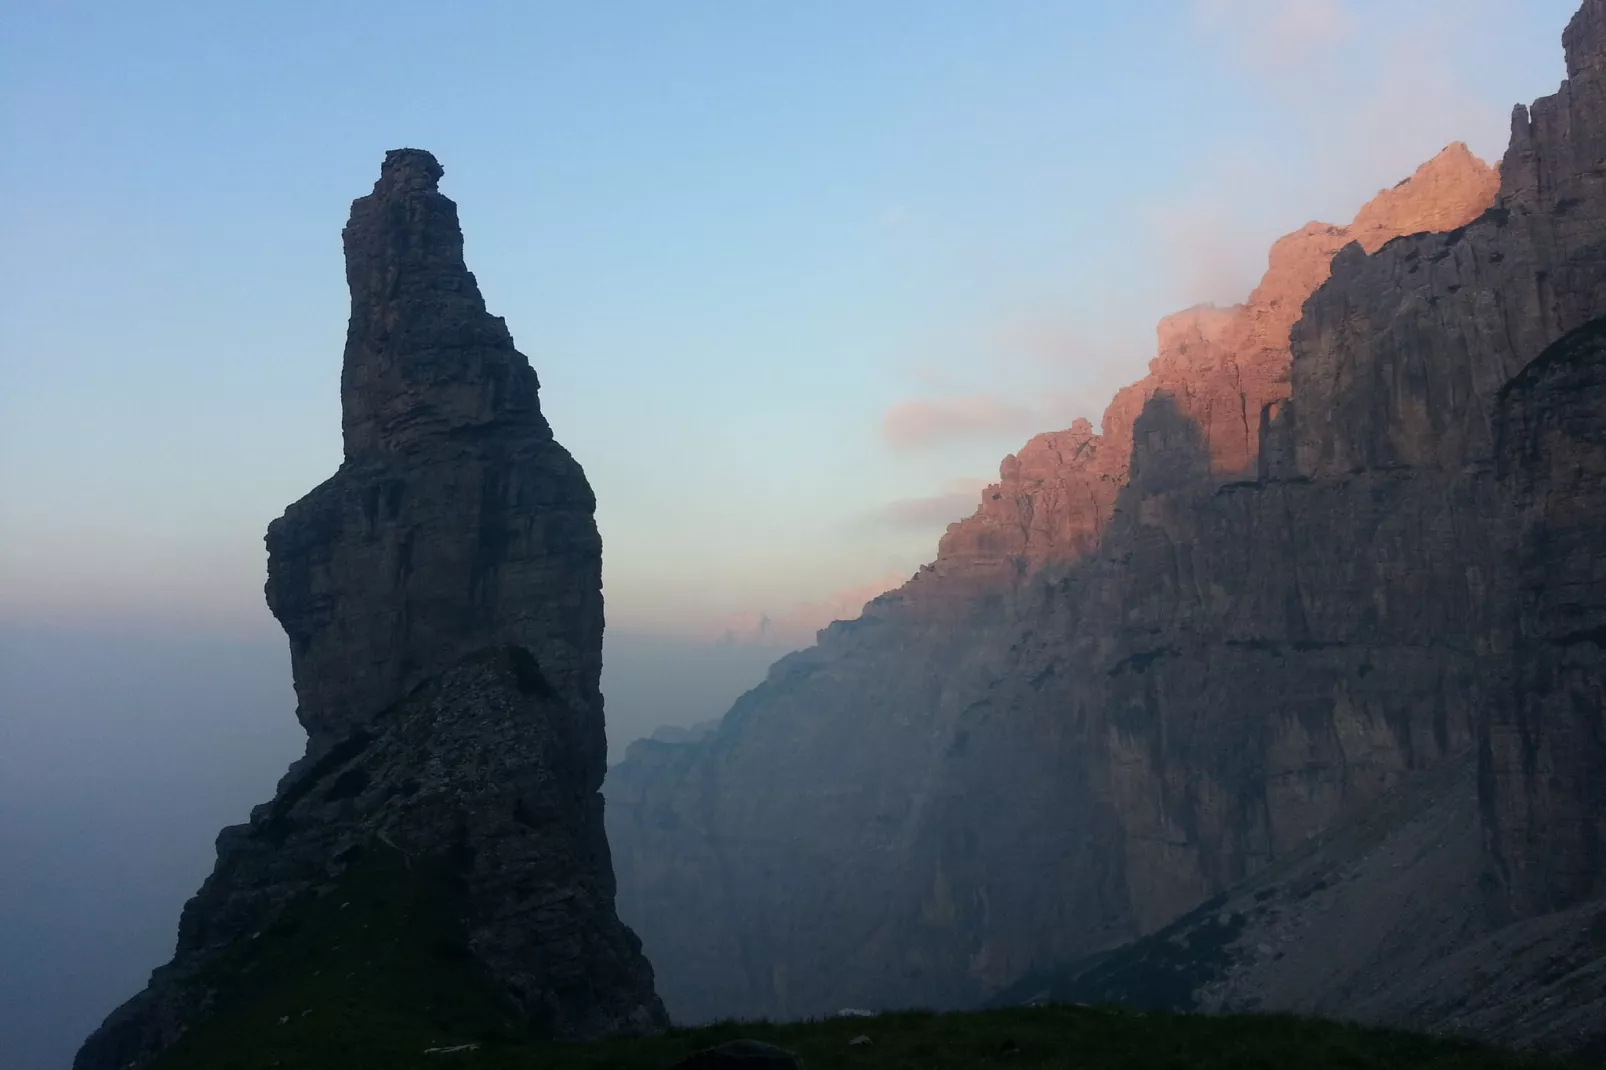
(0, 2, 1585, 1067)
(0, 0, 1577, 638)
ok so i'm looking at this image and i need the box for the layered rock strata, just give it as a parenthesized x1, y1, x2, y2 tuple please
(928, 142, 1499, 590)
(1487, 319, 1606, 918)
(607, 3, 1606, 1048)
(75, 149, 665, 1070)
(607, 146, 1500, 1020)
(993, 753, 1606, 1055)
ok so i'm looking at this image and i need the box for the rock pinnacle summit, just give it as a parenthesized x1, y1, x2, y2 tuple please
(74, 150, 667, 1070)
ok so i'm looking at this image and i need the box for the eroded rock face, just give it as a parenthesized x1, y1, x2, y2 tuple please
(1487, 320, 1606, 918)
(607, 147, 1502, 1021)
(1282, 0, 1606, 919)
(930, 143, 1499, 590)
(267, 148, 604, 751)
(607, 2, 1606, 1042)
(1480, 16, 1606, 925)
(74, 150, 665, 1070)
(991, 753, 1606, 1056)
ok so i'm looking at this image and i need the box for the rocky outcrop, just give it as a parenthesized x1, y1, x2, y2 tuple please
(928, 143, 1499, 590)
(607, 148, 1501, 1021)
(75, 149, 665, 1070)
(1487, 319, 1606, 918)
(993, 753, 1606, 1056)
(607, 2, 1606, 1049)
(1277, 0, 1606, 921)
(266, 148, 606, 752)
(1477, 8, 1606, 918)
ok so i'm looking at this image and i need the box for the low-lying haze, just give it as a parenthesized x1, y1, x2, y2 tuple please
(0, 1, 1581, 1066)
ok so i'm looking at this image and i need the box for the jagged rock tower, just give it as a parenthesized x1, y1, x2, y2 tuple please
(74, 149, 667, 1070)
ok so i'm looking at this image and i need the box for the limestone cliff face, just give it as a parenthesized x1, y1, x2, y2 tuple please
(607, 148, 1501, 1021)
(992, 752, 1606, 1056)
(1287, 1, 1606, 922)
(607, 3, 1606, 1038)
(75, 150, 665, 1070)
(1488, 320, 1606, 918)
(931, 143, 1499, 590)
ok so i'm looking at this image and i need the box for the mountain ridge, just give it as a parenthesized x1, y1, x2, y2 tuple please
(604, 138, 1503, 1020)
(604, 2, 1606, 1053)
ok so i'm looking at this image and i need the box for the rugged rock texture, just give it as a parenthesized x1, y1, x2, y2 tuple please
(929, 143, 1499, 590)
(1278, 0, 1606, 921)
(1487, 320, 1606, 918)
(607, 3, 1606, 1050)
(1478, 7, 1606, 920)
(994, 753, 1606, 1057)
(607, 147, 1500, 1021)
(267, 148, 605, 751)
(75, 149, 665, 1070)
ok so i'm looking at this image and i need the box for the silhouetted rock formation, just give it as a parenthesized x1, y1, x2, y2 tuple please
(74, 149, 665, 1070)
(606, 2, 1606, 1052)
(267, 148, 606, 752)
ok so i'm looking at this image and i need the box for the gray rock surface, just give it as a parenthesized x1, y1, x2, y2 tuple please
(267, 147, 605, 754)
(605, 1, 1606, 1052)
(606, 143, 1501, 1022)
(73, 149, 665, 1070)
(1282, 0, 1606, 924)
(1488, 322, 1606, 919)
(994, 753, 1606, 1056)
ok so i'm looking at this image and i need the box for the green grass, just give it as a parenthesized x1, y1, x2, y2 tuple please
(152, 848, 543, 1070)
(148, 850, 1590, 1070)
(520, 1009, 1599, 1070)
(156, 1002, 1595, 1070)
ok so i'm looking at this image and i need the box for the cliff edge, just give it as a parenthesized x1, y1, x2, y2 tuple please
(74, 150, 666, 1070)
(605, 2, 1606, 1054)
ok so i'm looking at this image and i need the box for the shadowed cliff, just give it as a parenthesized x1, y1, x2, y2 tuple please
(605, 1, 1606, 1052)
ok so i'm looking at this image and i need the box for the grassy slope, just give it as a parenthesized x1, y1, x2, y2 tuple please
(525, 1009, 1600, 1070)
(156, 1002, 1597, 1070)
(151, 851, 541, 1070)
(147, 851, 1589, 1070)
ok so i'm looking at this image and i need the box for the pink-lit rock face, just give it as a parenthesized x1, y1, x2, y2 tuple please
(1349, 142, 1504, 254)
(608, 5, 1606, 1044)
(926, 142, 1499, 589)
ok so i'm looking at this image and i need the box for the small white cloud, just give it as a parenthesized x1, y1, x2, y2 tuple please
(881, 396, 1044, 450)
(867, 478, 990, 530)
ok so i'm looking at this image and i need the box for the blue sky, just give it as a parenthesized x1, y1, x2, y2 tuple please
(0, 0, 1578, 636)
(0, 5, 1587, 1067)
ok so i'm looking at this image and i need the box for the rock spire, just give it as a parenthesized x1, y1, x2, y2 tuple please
(74, 150, 666, 1070)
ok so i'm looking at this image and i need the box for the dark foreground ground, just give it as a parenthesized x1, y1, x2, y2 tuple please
(137, 849, 1594, 1070)
(154, 1002, 1596, 1070)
